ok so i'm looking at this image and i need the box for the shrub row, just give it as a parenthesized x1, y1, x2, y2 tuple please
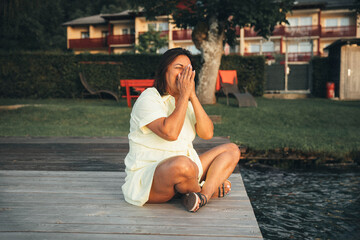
(0, 52, 265, 99)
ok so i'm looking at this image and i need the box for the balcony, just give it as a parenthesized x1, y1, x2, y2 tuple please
(285, 25, 320, 37)
(108, 34, 135, 45)
(138, 31, 169, 38)
(69, 38, 107, 49)
(287, 52, 318, 62)
(244, 52, 319, 62)
(244, 25, 321, 38)
(243, 26, 287, 37)
(321, 25, 356, 38)
(244, 52, 281, 60)
(173, 29, 192, 41)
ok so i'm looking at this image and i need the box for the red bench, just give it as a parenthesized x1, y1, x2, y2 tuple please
(120, 79, 155, 107)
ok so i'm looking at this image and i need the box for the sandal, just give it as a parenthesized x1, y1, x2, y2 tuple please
(182, 192, 208, 212)
(217, 179, 231, 198)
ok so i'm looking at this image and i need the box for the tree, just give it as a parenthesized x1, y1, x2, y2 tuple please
(0, 0, 130, 51)
(132, 0, 293, 104)
(135, 26, 168, 53)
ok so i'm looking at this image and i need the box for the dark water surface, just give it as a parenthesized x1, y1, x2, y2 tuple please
(240, 167, 360, 240)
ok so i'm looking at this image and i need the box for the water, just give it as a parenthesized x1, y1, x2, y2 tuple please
(240, 166, 360, 240)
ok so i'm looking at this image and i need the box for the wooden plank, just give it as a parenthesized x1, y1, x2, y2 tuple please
(0, 232, 258, 240)
(0, 223, 262, 238)
(0, 137, 236, 172)
(0, 170, 263, 239)
(0, 136, 229, 144)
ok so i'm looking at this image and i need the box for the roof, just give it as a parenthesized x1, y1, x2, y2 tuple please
(62, 2, 357, 26)
(100, 10, 138, 20)
(62, 14, 106, 26)
(62, 10, 138, 26)
(293, 0, 357, 10)
(324, 38, 360, 50)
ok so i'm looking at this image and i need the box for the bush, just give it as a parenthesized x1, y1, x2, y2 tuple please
(311, 57, 330, 98)
(0, 52, 265, 98)
(0, 53, 79, 98)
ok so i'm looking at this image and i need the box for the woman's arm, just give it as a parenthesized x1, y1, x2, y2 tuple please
(190, 93, 214, 140)
(146, 96, 189, 141)
(146, 65, 195, 141)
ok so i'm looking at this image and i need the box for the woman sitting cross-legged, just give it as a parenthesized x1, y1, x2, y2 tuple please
(122, 48, 240, 212)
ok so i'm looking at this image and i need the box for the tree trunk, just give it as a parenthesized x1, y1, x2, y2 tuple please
(195, 18, 224, 104)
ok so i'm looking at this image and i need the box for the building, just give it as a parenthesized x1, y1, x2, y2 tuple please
(63, 0, 359, 62)
(62, 10, 198, 55)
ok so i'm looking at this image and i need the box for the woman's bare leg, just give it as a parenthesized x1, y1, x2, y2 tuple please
(199, 143, 240, 201)
(147, 156, 201, 203)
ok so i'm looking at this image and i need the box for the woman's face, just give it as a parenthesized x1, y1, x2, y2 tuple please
(165, 55, 191, 97)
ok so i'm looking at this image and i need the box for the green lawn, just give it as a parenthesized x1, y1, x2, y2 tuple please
(0, 97, 359, 158)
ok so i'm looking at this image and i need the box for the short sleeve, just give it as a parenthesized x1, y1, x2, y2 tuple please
(131, 88, 167, 134)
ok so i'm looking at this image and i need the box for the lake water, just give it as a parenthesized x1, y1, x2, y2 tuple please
(240, 166, 360, 240)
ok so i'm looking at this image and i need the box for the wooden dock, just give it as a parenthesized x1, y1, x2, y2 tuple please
(0, 137, 263, 239)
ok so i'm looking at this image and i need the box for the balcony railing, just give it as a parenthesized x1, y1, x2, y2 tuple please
(244, 52, 281, 60)
(285, 25, 320, 37)
(138, 31, 169, 38)
(244, 52, 319, 62)
(321, 25, 356, 38)
(108, 34, 135, 45)
(69, 38, 107, 49)
(173, 29, 192, 41)
(287, 52, 318, 62)
(243, 25, 349, 38)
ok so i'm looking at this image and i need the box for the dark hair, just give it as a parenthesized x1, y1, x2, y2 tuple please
(154, 48, 194, 95)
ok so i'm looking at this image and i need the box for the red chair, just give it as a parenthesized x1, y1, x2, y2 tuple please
(120, 79, 155, 107)
(216, 70, 257, 107)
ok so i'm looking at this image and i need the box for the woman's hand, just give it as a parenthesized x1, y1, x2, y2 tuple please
(177, 64, 195, 100)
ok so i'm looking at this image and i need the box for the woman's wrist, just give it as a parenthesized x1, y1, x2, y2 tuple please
(189, 91, 197, 101)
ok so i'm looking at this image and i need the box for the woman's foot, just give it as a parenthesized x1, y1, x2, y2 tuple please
(182, 192, 208, 212)
(211, 179, 231, 198)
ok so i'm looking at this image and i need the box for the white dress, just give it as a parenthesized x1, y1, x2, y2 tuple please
(121, 87, 203, 206)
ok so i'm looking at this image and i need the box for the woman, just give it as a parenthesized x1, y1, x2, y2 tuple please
(122, 48, 240, 212)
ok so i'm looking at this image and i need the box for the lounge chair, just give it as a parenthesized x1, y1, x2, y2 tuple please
(79, 72, 119, 102)
(216, 70, 257, 107)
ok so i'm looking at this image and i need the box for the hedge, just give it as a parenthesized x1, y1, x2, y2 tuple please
(311, 57, 330, 98)
(0, 52, 265, 99)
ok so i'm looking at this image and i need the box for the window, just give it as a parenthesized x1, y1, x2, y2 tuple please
(158, 46, 168, 54)
(325, 18, 338, 27)
(340, 18, 350, 26)
(262, 41, 274, 52)
(288, 18, 298, 26)
(148, 23, 157, 31)
(187, 45, 201, 55)
(325, 18, 350, 27)
(250, 44, 260, 53)
(299, 17, 312, 26)
(299, 42, 311, 52)
(288, 17, 312, 26)
(158, 22, 169, 31)
(288, 44, 298, 53)
(122, 29, 129, 35)
(102, 31, 108, 38)
(288, 42, 312, 53)
(81, 32, 89, 39)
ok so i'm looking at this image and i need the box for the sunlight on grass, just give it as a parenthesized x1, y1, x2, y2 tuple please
(1, 97, 359, 157)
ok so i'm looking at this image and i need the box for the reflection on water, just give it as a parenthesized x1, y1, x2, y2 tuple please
(240, 167, 360, 240)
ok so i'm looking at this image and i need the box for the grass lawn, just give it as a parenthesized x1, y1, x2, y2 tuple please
(0, 97, 359, 158)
